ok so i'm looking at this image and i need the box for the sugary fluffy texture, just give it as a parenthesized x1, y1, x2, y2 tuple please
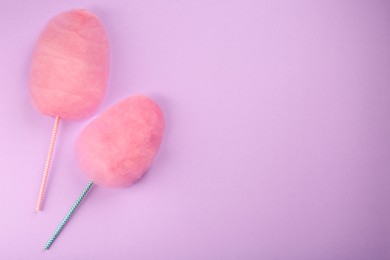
(76, 95, 165, 188)
(30, 9, 109, 120)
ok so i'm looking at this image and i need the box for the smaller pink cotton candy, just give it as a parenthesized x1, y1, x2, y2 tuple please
(76, 95, 165, 188)
(30, 9, 109, 120)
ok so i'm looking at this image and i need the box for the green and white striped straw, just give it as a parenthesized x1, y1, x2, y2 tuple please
(44, 181, 94, 250)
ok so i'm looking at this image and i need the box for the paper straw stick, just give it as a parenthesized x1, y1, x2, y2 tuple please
(36, 115, 61, 211)
(44, 181, 94, 250)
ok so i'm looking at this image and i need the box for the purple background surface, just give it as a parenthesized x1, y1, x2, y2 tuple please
(0, 0, 389, 259)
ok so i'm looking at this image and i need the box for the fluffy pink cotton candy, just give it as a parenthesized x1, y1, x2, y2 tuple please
(30, 9, 109, 120)
(76, 95, 165, 188)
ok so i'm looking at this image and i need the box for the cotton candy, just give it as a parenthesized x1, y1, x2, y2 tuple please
(30, 9, 109, 119)
(76, 95, 165, 187)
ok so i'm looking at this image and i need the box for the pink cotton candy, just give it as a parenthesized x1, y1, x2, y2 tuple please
(30, 9, 109, 120)
(76, 95, 165, 188)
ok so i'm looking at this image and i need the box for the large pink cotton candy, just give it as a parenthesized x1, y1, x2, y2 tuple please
(76, 96, 165, 188)
(30, 9, 109, 120)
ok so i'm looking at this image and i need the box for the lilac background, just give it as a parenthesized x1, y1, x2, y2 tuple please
(0, 0, 389, 259)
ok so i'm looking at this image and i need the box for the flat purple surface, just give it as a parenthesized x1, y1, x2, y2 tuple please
(0, 0, 389, 259)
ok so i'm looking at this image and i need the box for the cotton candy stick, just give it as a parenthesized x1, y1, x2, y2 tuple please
(45, 181, 94, 250)
(30, 9, 109, 211)
(36, 115, 61, 211)
(44, 96, 165, 250)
